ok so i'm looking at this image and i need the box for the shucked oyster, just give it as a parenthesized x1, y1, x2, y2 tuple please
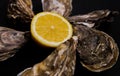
(74, 25, 119, 72)
(41, 0, 72, 17)
(17, 36, 78, 76)
(0, 27, 27, 61)
(8, 0, 34, 23)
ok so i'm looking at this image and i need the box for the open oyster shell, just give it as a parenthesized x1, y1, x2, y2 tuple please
(74, 25, 119, 72)
(41, 0, 72, 17)
(0, 27, 28, 61)
(8, 0, 34, 23)
(17, 36, 78, 76)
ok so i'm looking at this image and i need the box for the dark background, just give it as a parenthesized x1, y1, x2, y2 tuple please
(0, 0, 120, 76)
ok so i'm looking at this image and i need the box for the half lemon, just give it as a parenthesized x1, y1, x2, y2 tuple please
(31, 12, 73, 47)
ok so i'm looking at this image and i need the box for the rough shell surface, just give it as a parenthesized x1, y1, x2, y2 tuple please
(7, 0, 34, 23)
(68, 10, 114, 28)
(41, 0, 72, 17)
(74, 25, 119, 72)
(17, 36, 78, 76)
(0, 27, 27, 61)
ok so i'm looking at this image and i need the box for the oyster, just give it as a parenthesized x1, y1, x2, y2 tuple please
(41, 0, 72, 17)
(68, 10, 115, 28)
(8, 0, 34, 23)
(74, 25, 119, 72)
(0, 27, 27, 61)
(17, 36, 78, 76)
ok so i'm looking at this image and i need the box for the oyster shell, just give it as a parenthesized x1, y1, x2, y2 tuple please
(74, 25, 119, 72)
(0, 27, 27, 61)
(17, 36, 78, 76)
(68, 10, 117, 28)
(41, 0, 72, 17)
(8, 0, 34, 23)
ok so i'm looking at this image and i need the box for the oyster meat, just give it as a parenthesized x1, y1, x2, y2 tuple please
(41, 0, 72, 17)
(17, 36, 78, 76)
(0, 27, 27, 61)
(8, 0, 34, 23)
(74, 25, 119, 72)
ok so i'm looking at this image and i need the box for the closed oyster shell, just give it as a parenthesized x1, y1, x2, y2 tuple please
(41, 0, 72, 17)
(0, 27, 27, 61)
(8, 0, 34, 23)
(17, 36, 78, 76)
(74, 25, 119, 72)
(68, 10, 118, 28)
